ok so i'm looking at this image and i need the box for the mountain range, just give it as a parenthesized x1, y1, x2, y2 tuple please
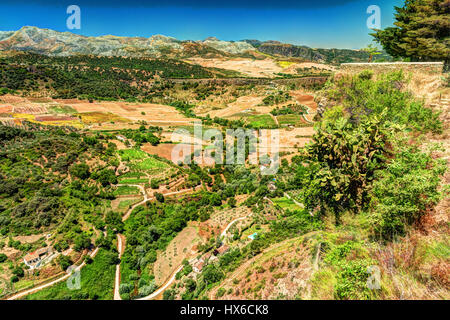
(0, 26, 390, 63)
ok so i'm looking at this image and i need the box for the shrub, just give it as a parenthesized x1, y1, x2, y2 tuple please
(0, 253, 7, 263)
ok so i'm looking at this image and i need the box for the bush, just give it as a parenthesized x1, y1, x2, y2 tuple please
(370, 142, 446, 239)
(0, 253, 7, 263)
(70, 163, 90, 180)
(301, 114, 390, 219)
(57, 255, 72, 271)
(119, 283, 134, 295)
(334, 259, 376, 300)
(155, 192, 164, 203)
(216, 287, 226, 298)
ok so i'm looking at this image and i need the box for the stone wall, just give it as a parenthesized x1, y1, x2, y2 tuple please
(339, 62, 444, 75)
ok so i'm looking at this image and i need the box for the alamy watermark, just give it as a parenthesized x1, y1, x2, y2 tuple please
(66, 265, 81, 290)
(367, 5, 381, 30)
(367, 265, 381, 290)
(66, 5, 81, 30)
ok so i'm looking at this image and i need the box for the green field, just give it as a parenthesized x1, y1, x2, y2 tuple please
(25, 248, 116, 300)
(136, 157, 169, 171)
(114, 185, 141, 196)
(272, 197, 303, 211)
(246, 114, 277, 129)
(276, 114, 307, 126)
(119, 178, 148, 184)
(119, 149, 148, 160)
(119, 171, 145, 178)
(118, 199, 141, 210)
(47, 105, 77, 114)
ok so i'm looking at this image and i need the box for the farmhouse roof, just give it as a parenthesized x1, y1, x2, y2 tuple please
(24, 247, 50, 262)
(216, 245, 230, 255)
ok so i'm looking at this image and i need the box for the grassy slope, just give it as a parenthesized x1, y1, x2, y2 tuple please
(25, 248, 116, 300)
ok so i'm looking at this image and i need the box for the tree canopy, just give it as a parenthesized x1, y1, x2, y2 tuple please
(371, 0, 450, 64)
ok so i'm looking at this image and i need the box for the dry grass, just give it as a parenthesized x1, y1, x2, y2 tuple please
(153, 224, 202, 286)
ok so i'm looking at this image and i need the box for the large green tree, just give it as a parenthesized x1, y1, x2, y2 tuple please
(371, 0, 449, 64)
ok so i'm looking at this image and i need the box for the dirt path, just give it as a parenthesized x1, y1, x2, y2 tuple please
(220, 214, 252, 239)
(117, 184, 148, 221)
(136, 265, 183, 300)
(269, 113, 279, 126)
(113, 184, 203, 300)
(113, 235, 125, 300)
(283, 192, 313, 216)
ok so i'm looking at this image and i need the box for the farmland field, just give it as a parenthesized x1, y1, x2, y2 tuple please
(272, 197, 302, 211)
(119, 149, 148, 161)
(114, 186, 141, 196)
(134, 157, 169, 171)
(276, 114, 310, 126)
(245, 114, 277, 128)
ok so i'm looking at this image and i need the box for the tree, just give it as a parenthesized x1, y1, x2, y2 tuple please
(70, 163, 90, 180)
(74, 233, 91, 251)
(95, 169, 117, 186)
(361, 44, 381, 62)
(12, 266, 24, 277)
(0, 253, 7, 263)
(209, 193, 222, 206)
(301, 115, 390, 221)
(228, 197, 237, 208)
(57, 254, 72, 271)
(371, 0, 450, 65)
(150, 179, 159, 189)
(155, 192, 164, 203)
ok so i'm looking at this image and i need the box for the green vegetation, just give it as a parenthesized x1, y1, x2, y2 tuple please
(272, 197, 302, 211)
(119, 149, 148, 161)
(270, 103, 307, 116)
(296, 71, 444, 237)
(245, 115, 277, 129)
(25, 248, 116, 300)
(0, 52, 239, 101)
(261, 91, 291, 106)
(135, 157, 168, 171)
(0, 123, 116, 236)
(47, 105, 77, 114)
(113, 186, 141, 196)
(372, 0, 449, 65)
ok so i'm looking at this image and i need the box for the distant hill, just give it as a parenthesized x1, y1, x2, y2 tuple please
(242, 40, 392, 64)
(0, 27, 391, 64)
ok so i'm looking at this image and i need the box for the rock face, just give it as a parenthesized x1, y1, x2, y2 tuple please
(257, 42, 325, 61)
(242, 40, 392, 64)
(0, 26, 390, 63)
(0, 26, 254, 58)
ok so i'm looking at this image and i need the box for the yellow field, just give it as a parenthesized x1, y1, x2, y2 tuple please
(278, 61, 296, 68)
(77, 112, 130, 124)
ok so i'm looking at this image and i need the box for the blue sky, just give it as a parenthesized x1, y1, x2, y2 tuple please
(0, 0, 404, 49)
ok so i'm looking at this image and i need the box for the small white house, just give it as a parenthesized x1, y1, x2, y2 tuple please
(23, 247, 51, 269)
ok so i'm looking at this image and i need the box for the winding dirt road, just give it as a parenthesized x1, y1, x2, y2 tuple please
(113, 184, 203, 300)
(220, 214, 252, 239)
(136, 265, 183, 300)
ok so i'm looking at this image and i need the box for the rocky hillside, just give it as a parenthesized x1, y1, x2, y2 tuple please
(0, 26, 255, 59)
(0, 27, 391, 64)
(243, 40, 392, 64)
